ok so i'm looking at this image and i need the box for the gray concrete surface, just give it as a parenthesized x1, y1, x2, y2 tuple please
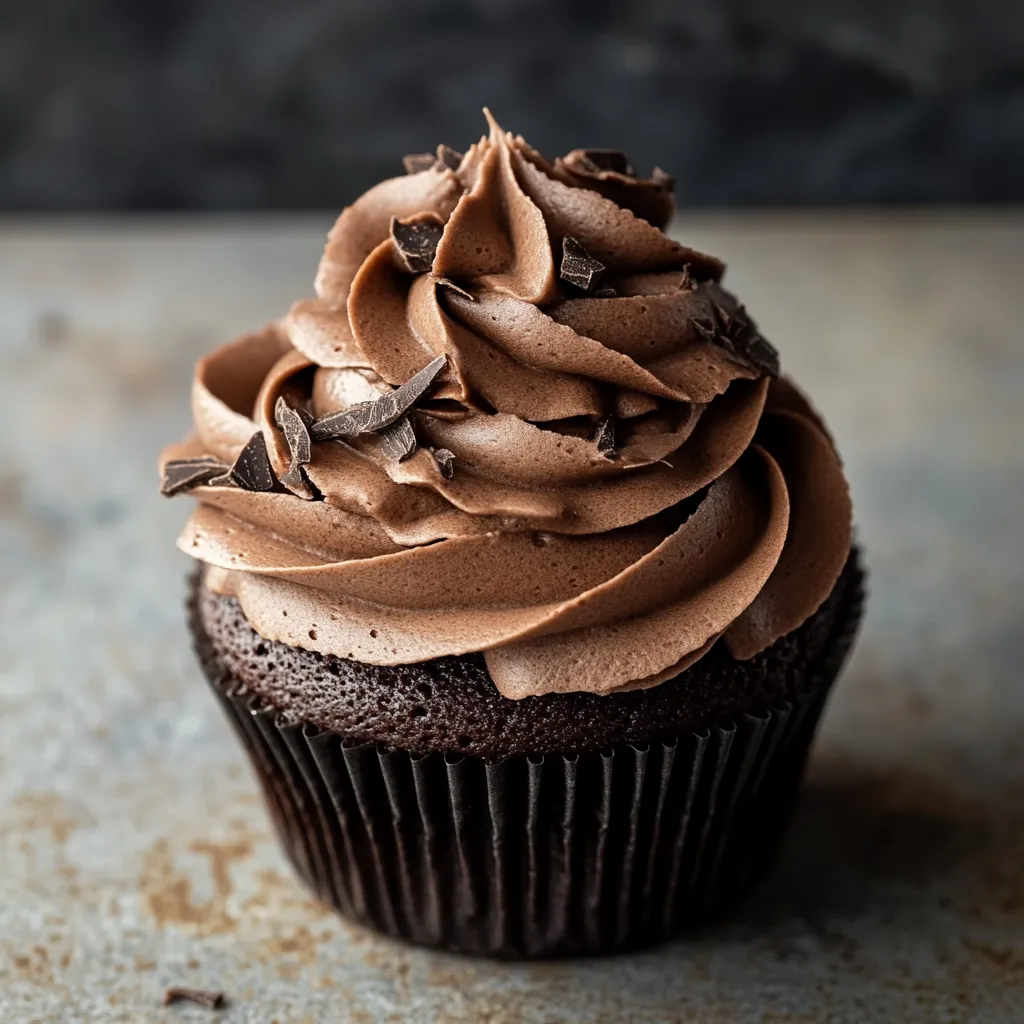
(1, 213, 1022, 1022)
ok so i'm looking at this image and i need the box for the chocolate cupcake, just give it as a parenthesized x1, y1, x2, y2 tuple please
(161, 112, 863, 958)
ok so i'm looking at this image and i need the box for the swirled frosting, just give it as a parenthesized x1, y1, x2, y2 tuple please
(160, 113, 852, 699)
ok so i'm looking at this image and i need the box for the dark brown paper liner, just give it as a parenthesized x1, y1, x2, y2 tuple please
(198, 563, 862, 958)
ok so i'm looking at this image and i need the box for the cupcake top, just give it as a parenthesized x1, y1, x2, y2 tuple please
(160, 112, 852, 700)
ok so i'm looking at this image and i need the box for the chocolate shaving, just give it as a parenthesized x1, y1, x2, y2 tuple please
(275, 397, 314, 494)
(379, 415, 418, 462)
(390, 214, 444, 274)
(311, 355, 447, 442)
(592, 287, 617, 298)
(715, 303, 738, 334)
(404, 145, 463, 174)
(435, 277, 476, 302)
(710, 298, 779, 375)
(279, 464, 312, 493)
(163, 987, 225, 1009)
(436, 144, 463, 170)
(593, 417, 616, 455)
(733, 330, 780, 376)
(225, 431, 277, 492)
(160, 457, 229, 497)
(431, 447, 456, 479)
(579, 149, 636, 177)
(402, 152, 437, 174)
(691, 296, 780, 376)
(560, 237, 606, 293)
(275, 397, 312, 466)
(651, 166, 675, 190)
(690, 314, 717, 342)
(678, 264, 697, 291)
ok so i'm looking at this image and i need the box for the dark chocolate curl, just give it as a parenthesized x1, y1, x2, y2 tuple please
(311, 355, 447, 441)
(560, 237, 606, 293)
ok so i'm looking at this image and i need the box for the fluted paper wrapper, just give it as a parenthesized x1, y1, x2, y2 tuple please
(207, 679, 826, 957)
(196, 556, 862, 959)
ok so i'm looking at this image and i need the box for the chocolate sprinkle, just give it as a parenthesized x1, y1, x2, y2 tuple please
(436, 144, 463, 170)
(226, 431, 277, 492)
(163, 987, 225, 1009)
(379, 415, 418, 462)
(431, 447, 456, 479)
(435, 277, 476, 302)
(390, 214, 444, 274)
(560, 237, 606, 293)
(311, 355, 447, 442)
(580, 149, 636, 177)
(160, 457, 229, 497)
(594, 417, 616, 455)
(402, 152, 437, 174)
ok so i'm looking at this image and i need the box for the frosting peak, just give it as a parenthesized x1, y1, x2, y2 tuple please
(160, 114, 852, 699)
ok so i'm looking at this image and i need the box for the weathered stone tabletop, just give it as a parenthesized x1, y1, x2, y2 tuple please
(1, 213, 1022, 1022)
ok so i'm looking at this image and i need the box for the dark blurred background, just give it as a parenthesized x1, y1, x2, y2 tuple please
(2, 0, 1022, 210)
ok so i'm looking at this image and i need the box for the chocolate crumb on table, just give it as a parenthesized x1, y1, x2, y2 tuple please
(163, 986, 226, 1009)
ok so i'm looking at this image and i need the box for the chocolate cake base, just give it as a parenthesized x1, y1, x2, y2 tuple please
(189, 552, 863, 957)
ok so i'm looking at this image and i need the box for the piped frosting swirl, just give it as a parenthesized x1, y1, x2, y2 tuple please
(160, 113, 852, 699)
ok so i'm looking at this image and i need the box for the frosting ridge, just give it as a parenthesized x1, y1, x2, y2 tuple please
(160, 113, 852, 699)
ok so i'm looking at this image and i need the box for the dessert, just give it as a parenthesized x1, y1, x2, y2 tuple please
(162, 112, 863, 957)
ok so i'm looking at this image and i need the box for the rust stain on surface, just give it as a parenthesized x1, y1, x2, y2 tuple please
(7, 946, 55, 987)
(261, 925, 329, 980)
(189, 838, 253, 900)
(140, 836, 252, 935)
(962, 939, 1024, 984)
(2, 791, 83, 846)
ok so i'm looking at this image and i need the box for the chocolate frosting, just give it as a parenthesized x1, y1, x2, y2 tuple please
(160, 112, 852, 699)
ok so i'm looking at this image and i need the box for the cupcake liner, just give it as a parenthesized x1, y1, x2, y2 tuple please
(211, 684, 823, 957)
(202, 564, 863, 958)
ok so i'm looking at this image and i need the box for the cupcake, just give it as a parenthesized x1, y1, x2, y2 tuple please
(161, 112, 863, 958)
